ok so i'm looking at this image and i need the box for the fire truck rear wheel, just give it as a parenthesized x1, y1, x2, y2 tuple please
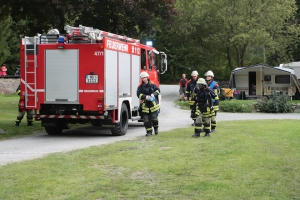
(111, 103, 128, 136)
(45, 126, 63, 135)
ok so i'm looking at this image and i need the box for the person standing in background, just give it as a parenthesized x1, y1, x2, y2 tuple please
(178, 73, 188, 101)
(0, 64, 7, 76)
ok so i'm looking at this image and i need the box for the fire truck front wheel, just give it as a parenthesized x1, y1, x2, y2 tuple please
(45, 126, 63, 135)
(111, 103, 128, 136)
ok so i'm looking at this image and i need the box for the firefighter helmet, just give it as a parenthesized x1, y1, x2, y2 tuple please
(191, 70, 198, 76)
(197, 78, 207, 85)
(204, 70, 214, 77)
(140, 72, 149, 78)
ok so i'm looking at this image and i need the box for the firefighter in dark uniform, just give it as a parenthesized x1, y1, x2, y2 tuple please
(204, 70, 220, 132)
(15, 84, 34, 126)
(137, 72, 160, 136)
(184, 70, 199, 126)
(192, 78, 219, 137)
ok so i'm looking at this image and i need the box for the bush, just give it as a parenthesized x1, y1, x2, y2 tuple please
(256, 91, 292, 113)
(219, 99, 254, 113)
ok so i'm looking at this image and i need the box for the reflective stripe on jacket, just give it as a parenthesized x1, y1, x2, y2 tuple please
(137, 80, 160, 113)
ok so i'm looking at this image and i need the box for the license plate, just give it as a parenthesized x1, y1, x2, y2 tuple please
(86, 75, 98, 83)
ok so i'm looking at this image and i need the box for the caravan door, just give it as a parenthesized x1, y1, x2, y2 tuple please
(249, 72, 256, 95)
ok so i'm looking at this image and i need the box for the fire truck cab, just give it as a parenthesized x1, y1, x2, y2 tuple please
(20, 25, 167, 136)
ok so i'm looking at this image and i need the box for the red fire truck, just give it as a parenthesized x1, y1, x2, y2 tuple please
(19, 25, 167, 136)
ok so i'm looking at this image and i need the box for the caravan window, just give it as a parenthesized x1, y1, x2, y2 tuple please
(275, 75, 290, 84)
(264, 75, 271, 82)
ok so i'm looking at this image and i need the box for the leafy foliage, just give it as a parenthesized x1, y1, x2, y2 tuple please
(257, 91, 293, 113)
(0, 11, 12, 66)
(1, 0, 300, 79)
(0, 0, 178, 74)
(3, 0, 177, 37)
(219, 100, 254, 113)
(156, 0, 300, 83)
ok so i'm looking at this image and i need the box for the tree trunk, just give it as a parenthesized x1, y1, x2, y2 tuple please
(235, 46, 241, 67)
(226, 46, 234, 70)
(240, 43, 248, 67)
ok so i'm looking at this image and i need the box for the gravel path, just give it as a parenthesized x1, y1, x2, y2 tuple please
(0, 85, 299, 166)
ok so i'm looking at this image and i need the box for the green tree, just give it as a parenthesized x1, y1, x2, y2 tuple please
(155, 0, 231, 83)
(1, 0, 178, 75)
(74, 0, 178, 38)
(3, 0, 177, 37)
(156, 0, 300, 83)
(200, 0, 300, 69)
(0, 15, 12, 66)
(0, 5, 20, 75)
(290, 0, 300, 62)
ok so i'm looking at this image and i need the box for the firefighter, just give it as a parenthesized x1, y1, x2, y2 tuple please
(192, 78, 218, 138)
(137, 72, 160, 136)
(204, 70, 220, 132)
(184, 70, 199, 126)
(15, 85, 34, 126)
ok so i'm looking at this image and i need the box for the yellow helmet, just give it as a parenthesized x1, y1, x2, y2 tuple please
(140, 72, 149, 78)
(197, 78, 207, 85)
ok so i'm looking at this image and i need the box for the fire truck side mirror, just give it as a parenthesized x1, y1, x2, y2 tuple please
(160, 52, 167, 74)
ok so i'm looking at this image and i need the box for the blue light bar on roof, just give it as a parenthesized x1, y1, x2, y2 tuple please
(58, 36, 65, 43)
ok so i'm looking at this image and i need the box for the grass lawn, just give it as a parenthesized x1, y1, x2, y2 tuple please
(0, 94, 44, 140)
(0, 120, 299, 199)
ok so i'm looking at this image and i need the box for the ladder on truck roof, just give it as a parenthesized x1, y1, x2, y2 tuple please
(23, 36, 38, 109)
(64, 25, 140, 43)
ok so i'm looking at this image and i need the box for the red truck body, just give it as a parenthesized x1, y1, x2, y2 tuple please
(19, 25, 167, 135)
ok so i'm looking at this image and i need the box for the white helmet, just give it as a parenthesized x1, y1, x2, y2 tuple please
(197, 78, 207, 85)
(191, 70, 198, 76)
(204, 70, 214, 77)
(47, 29, 60, 34)
(140, 72, 149, 78)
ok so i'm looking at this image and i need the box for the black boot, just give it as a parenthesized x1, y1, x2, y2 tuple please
(154, 128, 158, 135)
(63, 124, 70, 129)
(204, 133, 210, 137)
(15, 122, 20, 126)
(192, 133, 200, 138)
(211, 129, 215, 133)
(27, 121, 33, 126)
(145, 132, 152, 137)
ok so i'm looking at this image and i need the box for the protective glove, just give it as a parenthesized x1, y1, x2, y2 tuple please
(148, 95, 155, 101)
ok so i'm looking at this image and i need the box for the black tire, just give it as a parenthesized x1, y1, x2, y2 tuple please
(111, 103, 128, 136)
(45, 126, 63, 135)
